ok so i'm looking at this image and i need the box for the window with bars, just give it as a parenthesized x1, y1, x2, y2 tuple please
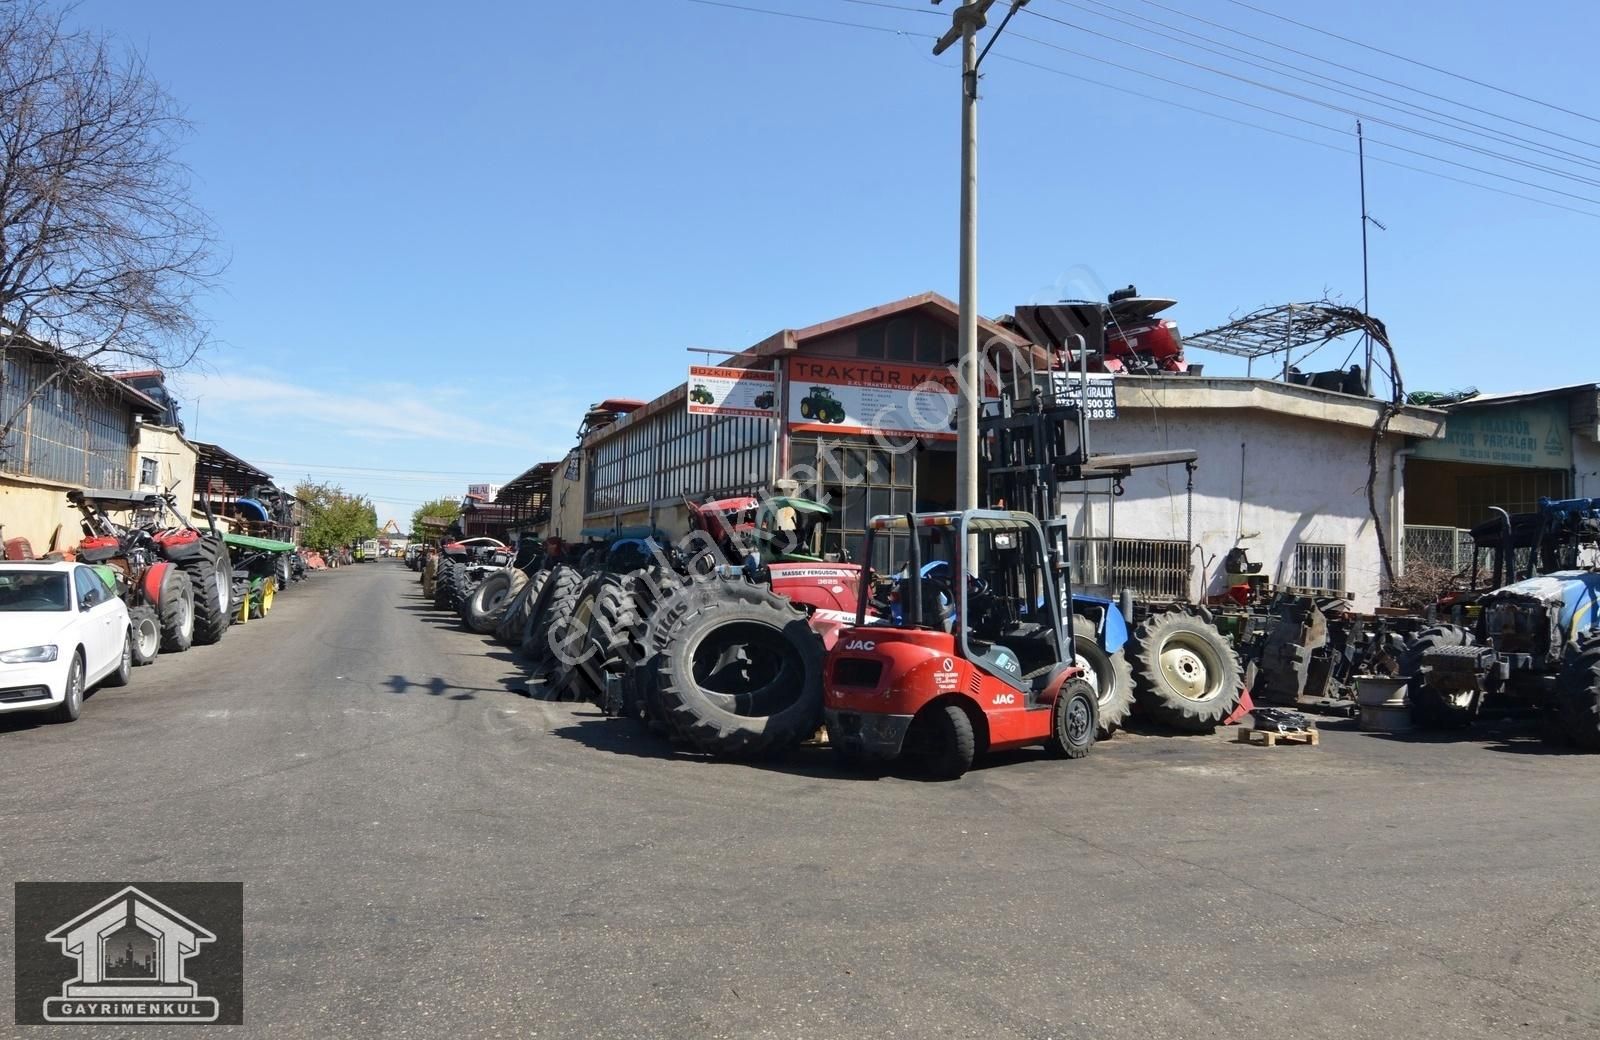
(1292, 542, 1347, 592)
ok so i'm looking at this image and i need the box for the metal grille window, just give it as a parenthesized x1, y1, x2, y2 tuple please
(1071, 537, 1191, 600)
(0, 354, 131, 488)
(1292, 542, 1347, 592)
(1403, 526, 1475, 573)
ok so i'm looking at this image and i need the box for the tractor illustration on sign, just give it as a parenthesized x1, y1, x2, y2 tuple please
(690, 384, 715, 406)
(753, 389, 775, 410)
(798, 386, 846, 424)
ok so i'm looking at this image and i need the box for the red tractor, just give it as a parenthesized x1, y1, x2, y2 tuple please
(67, 489, 227, 664)
(823, 509, 1097, 779)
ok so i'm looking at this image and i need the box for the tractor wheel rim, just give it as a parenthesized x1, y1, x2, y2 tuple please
(215, 570, 229, 608)
(1075, 653, 1105, 704)
(179, 594, 194, 637)
(1065, 695, 1092, 744)
(136, 619, 159, 657)
(1157, 635, 1222, 701)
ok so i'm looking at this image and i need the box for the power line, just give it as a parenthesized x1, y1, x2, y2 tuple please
(1022, 6, 1600, 197)
(1123, 0, 1600, 152)
(695, 0, 1600, 218)
(683, 0, 931, 35)
(1048, 0, 1600, 173)
(1221, 0, 1600, 127)
(991, 51, 1600, 220)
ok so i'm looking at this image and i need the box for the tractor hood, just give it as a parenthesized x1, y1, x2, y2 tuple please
(1482, 571, 1600, 644)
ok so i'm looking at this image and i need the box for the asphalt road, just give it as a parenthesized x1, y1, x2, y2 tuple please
(2, 561, 1598, 1039)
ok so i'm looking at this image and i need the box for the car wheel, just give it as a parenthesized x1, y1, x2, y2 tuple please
(105, 630, 132, 687)
(49, 651, 85, 723)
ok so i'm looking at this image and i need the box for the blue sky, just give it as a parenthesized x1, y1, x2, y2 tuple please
(71, 1, 1600, 527)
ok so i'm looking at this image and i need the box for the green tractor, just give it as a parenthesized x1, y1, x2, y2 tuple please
(799, 385, 846, 424)
(689, 384, 716, 406)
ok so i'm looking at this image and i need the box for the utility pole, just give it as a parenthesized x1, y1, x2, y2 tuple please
(934, 0, 1027, 513)
(1356, 120, 1385, 393)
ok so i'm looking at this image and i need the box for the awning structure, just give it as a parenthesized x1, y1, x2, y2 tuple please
(1184, 303, 1371, 361)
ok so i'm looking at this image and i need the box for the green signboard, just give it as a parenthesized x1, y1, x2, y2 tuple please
(1415, 400, 1572, 469)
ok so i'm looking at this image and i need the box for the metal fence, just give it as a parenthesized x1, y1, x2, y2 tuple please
(1072, 537, 1191, 600)
(1291, 542, 1347, 593)
(1403, 525, 1474, 573)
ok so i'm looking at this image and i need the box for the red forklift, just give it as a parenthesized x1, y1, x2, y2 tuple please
(823, 339, 1198, 778)
(825, 508, 1099, 778)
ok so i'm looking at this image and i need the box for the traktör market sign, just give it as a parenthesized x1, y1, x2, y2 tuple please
(1415, 400, 1571, 469)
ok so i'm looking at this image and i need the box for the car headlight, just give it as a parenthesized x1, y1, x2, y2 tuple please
(0, 644, 59, 664)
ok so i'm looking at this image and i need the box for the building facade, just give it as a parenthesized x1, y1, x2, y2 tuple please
(0, 343, 167, 552)
(566, 292, 1456, 608)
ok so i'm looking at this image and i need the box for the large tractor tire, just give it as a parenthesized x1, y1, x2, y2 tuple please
(1073, 614, 1133, 737)
(1402, 624, 1477, 730)
(1557, 633, 1600, 751)
(422, 555, 438, 597)
(467, 569, 523, 635)
(153, 563, 195, 654)
(494, 569, 541, 644)
(546, 574, 609, 701)
(522, 565, 582, 664)
(627, 571, 770, 733)
(128, 605, 161, 666)
(653, 583, 824, 757)
(274, 553, 293, 591)
(180, 535, 232, 645)
(433, 560, 457, 610)
(1127, 609, 1242, 732)
(577, 571, 654, 714)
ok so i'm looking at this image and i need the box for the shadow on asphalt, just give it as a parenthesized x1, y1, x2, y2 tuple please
(548, 714, 998, 783)
(1357, 716, 1588, 754)
(382, 674, 516, 701)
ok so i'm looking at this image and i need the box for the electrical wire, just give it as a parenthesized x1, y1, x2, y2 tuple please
(1047, 0, 1600, 173)
(1221, 0, 1600, 127)
(1005, 25, 1600, 209)
(683, 0, 931, 35)
(686, 0, 1600, 218)
(991, 50, 1600, 219)
(1122, 0, 1600, 152)
(1022, 6, 1600, 196)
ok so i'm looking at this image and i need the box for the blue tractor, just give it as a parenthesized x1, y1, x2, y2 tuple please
(1405, 497, 1600, 746)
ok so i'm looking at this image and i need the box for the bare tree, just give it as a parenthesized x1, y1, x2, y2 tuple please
(0, 0, 219, 435)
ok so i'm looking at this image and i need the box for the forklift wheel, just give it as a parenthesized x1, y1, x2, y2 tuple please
(1046, 678, 1097, 759)
(906, 703, 975, 780)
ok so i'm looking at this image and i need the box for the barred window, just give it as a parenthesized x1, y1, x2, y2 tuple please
(1292, 542, 1347, 593)
(0, 354, 131, 488)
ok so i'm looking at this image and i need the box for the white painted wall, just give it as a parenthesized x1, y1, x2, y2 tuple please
(1059, 408, 1400, 611)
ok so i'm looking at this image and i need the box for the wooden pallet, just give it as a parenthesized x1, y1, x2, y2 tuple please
(1236, 726, 1320, 748)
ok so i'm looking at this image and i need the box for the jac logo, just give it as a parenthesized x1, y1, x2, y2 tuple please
(844, 639, 876, 652)
(992, 693, 1016, 706)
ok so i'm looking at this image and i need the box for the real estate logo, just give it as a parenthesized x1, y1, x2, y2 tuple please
(14, 882, 243, 1025)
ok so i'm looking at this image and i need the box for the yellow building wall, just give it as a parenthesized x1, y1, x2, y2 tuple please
(0, 473, 91, 555)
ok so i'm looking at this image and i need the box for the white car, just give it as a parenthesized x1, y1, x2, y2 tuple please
(0, 561, 132, 723)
